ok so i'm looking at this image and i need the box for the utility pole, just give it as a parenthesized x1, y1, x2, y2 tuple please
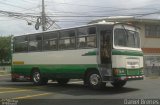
(35, 0, 60, 31)
(42, 0, 46, 31)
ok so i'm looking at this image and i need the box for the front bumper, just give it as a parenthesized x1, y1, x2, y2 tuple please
(114, 75, 144, 81)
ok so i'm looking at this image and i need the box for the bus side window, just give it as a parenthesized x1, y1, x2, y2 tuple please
(29, 34, 42, 51)
(43, 32, 58, 51)
(77, 27, 87, 48)
(87, 27, 96, 48)
(77, 27, 96, 48)
(59, 30, 76, 50)
(14, 36, 28, 52)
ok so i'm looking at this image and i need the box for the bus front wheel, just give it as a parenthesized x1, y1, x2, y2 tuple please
(85, 70, 106, 89)
(111, 80, 126, 88)
(32, 70, 48, 85)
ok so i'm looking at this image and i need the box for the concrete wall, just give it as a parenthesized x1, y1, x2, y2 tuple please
(135, 22, 160, 77)
(136, 23, 160, 48)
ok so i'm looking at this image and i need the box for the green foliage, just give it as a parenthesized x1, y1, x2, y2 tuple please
(0, 35, 13, 65)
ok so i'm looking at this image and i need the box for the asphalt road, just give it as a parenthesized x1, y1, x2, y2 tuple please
(0, 75, 160, 105)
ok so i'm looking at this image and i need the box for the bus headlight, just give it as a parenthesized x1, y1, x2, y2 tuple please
(114, 69, 125, 75)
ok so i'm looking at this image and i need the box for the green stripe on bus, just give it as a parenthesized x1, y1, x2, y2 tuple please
(112, 49, 143, 56)
(12, 64, 98, 77)
(82, 51, 97, 56)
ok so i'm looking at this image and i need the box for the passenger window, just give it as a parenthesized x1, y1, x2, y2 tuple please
(14, 36, 28, 52)
(59, 30, 76, 50)
(43, 32, 58, 50)
(77, 27, 96, 48)
(29, 34, 42, 51)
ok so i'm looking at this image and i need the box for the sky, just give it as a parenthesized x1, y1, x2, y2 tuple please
(0, 0, 160, 36)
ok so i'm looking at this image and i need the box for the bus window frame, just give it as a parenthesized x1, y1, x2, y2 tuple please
(58, 29, 76, 50)
(43, 31, 58, 51)
(13, 25, 98, 53)
(76, 26, 97, 49)
(28, 33, 43, 52)
(13, 35, 29, 53)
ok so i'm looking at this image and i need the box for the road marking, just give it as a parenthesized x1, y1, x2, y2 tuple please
(0, 89, 30, 94)
(0, 86, 46, 90)
(13, 93, 51, 99)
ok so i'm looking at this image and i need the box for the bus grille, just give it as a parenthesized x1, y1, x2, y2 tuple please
(127, 69, 140, 75)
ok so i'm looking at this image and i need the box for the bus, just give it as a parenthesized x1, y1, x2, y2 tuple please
(11, 23, 144, 89)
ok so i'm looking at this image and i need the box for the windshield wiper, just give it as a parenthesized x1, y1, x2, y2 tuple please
(121, 24, 129, 40)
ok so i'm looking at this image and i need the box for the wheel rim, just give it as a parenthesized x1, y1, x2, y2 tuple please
(33, 72, 40, 83)
(89, 74, 100, 86)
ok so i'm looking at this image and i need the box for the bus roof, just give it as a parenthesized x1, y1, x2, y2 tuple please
(13, 23, 137, 37)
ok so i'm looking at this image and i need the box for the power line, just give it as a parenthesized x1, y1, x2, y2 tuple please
(83, 7, 158, 13)
(0, 1, 28, 10)
(0, 1, 40, 13)
(46, 0, 159, 13)
(21, 0, 34, 4)
(46, 1, 122, 9)
(135, 11, 160, 17)
(0, 9, 159, 18)
(46, 10, 90, 16)
(0, 0, 159, 32)
(17, 6, 40, 13)
(0, 1, 157, 17)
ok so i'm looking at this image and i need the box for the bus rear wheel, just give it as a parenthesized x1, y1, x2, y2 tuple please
(32, 70, 48, 85)
(56, 78, 69, 85)
(111, 80, 126, 88)
(85, 70, 106, 89)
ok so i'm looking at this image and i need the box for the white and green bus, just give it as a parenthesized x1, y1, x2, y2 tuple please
(11, 23, 144, 89)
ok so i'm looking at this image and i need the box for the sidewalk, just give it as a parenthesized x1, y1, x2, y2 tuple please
(144, 76, 159, 80)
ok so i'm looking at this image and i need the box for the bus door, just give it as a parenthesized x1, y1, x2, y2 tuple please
(99, 29, 112, 81)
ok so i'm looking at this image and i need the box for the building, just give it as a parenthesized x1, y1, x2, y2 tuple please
(89, 16, 160, 76)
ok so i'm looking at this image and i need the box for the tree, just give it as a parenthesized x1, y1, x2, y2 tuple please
(0, 35, 12, 65)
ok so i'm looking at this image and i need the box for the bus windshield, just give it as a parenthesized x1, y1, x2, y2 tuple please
(114, 28, 140, 48)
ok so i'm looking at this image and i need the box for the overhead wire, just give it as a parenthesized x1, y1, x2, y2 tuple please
(0, 0, 159, 31)
(0, 1, 28, 10)
(0, 0, 158, 17)
(46, 1, 124, 9)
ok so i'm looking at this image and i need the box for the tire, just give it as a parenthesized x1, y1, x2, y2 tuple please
(111, 80, 127, 88)
(85, 70, 106, 89)
(32, 70, 48, 85)
(56, 78, 69, 85)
